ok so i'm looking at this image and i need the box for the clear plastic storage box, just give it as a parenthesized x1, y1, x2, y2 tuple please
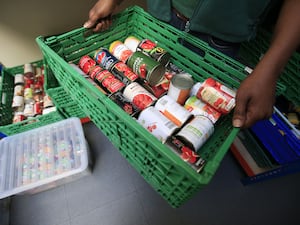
(0, 117, 90, 199)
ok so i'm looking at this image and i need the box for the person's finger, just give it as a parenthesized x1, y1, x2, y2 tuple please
(93, 21, 105, 32)
(83, 20, 94, 29)
(102, 19, 112, 30)
(84, 9, 97, 28)
(232, 93, 248, 128)
(90, 17, 112, 32)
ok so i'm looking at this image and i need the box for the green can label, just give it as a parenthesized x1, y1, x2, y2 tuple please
(127, 51, 165, 86)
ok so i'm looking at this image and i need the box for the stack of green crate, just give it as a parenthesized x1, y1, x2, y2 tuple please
(0, 60, 63, 136)
(0, 60, 86, 137)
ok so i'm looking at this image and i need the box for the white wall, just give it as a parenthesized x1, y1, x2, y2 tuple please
(0, 0, 146, 67)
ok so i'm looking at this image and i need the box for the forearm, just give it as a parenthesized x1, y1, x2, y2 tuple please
(110, 0, 124, 6)
(258, 0, 300, 80)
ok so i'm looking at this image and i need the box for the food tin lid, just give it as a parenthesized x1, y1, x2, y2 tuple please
(14, 74, 25, 85)
(24, 63, 34, 74)
(171, 73, 194, 90)
(190, 82, 202, 96)
(109, 40, 123, 53)
(148, 64, 166, 86)
(124, 36, 141, 52)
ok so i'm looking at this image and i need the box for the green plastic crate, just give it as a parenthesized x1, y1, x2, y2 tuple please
(36, 6, 285, 207)
(0, 61, 63, 136)
(43, 63, 87, 119)
(240, 28, 300, 106)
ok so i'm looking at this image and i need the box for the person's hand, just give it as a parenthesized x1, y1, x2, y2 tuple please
(232, 70, 276, 129)
(232, 0, 300, 129)
(83, 0, 122, 32)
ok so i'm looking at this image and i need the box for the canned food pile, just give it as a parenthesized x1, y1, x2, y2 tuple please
(11, 63, 56, 123)
(76, 36, 236, 173)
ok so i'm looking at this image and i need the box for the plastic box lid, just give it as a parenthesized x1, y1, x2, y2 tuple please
(0, 117, 89, 199)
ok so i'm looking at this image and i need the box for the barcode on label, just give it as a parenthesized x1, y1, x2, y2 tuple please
(165, 121, 176, 130)
(160, 98, 168, 106)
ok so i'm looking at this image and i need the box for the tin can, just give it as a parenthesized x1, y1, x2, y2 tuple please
(88, 65, 104, 80)
(42, 106, 57, 115)
(35, 74, 44, 85)
(12, 112, 26, 123)
(33, 101, 43, 115)
(94, 48, 119, 70)
(109, 40, 133, 63)
(24, 77, 34, 87)
(35, 67, 42, 76)
(139, 79, 167, 98)
(195, 78, 236, 114)
(13, 85, 24, 96)
(137, 39, 171, 66)
(33, 93, 44, 103)
(12, 96, 24, 108)
(43, 95, 54, 108)
(124, 36, 141, 52)
(176, 115, 214, 152)
(14, 105, 25, 113)
(155, 95, 193, 127)
(123, 82, 157, 110)
(110, 61, 139, 85)
(70, 63, 108, 95)
(109, 92, 140, 117)
(93, 69, 111, 83)
(24, 85, 34, 103)
(24, 63, 34, 78)
(137, 106, 178, 143)
(94, 70, 125, 94)
(184, 96, 221, 124)
(78, 55, 96, 74)
(127, 51, 165, 86)
(165, 136, 206, 173)
(167, 73, 194, 105)
(24, 103, 34, 117)
(14, 74, 24, 85)
(33, 81, 43, 94)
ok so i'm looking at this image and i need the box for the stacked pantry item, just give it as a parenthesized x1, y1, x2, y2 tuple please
(0, 61, 63, 137)
(0, 60, 87, 137)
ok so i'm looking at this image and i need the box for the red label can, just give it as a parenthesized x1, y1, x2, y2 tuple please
(123, 82, 157, 110)
(138, 39, 171, 66)
(94, 70, 125, 94)
(13, 113, 26, 123)
(110, 61, 139, 85)
(34, 102, 43, 115)
(137, 106, 178, 143)
(109, 92, 140, 117)
(89, 65, 104, 80)
(109, 41, 133, 63)
(196, 78, 236, 114)
(79, 55, 96, 74)
(165, 136, 206, 173)
(184, 96, 221, 124)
